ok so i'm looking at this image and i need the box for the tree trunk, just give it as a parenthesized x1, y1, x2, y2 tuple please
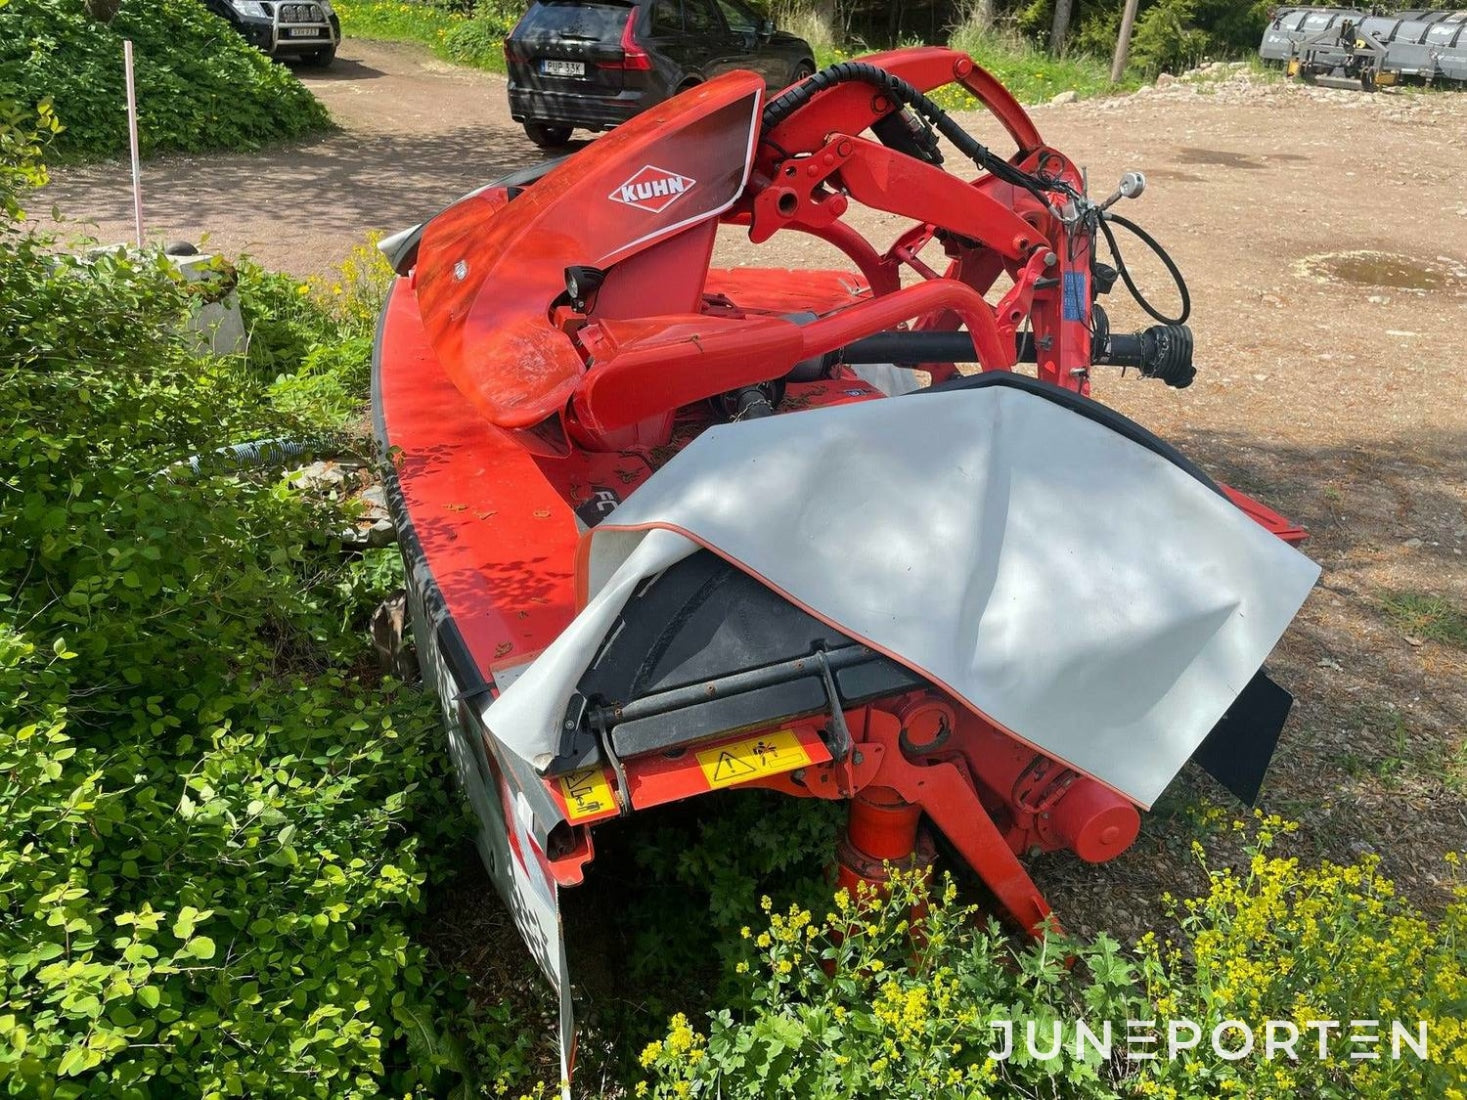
(1111, 0, 1142, 82)
(1050, 0, 1074, 55)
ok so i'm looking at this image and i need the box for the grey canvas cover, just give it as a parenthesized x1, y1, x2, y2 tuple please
(482, 385, 1319, 809)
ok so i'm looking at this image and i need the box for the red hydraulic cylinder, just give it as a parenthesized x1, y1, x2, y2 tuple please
(835, 786, 935, 894)
(948, 716, 1141, 864)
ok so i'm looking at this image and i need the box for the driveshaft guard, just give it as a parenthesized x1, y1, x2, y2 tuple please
(482, 380, 1320, 809)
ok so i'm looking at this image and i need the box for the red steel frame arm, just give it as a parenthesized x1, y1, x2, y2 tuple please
(570, 278, 1013, 433)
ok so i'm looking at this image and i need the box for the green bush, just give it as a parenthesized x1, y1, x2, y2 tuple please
(1124, 0, 1210, 76)
(0, 94, 57, 218)
(1015, 0, 1274, 76)
(332, 0, 513, 73)
(639, 870, 1148, 1099)
(0, 141, 532, 1093)
(0, 0, 331, 159)
(443, 0, 520, 68)
(640, 825, 1466, 1099)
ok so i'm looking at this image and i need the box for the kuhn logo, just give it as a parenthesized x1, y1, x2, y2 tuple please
(609, 165, 696, 213)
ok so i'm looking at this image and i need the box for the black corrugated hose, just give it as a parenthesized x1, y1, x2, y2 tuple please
(760, 61, 1062, 208)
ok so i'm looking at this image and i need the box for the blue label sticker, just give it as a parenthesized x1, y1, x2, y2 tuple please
(1062, 270, 1088, 323)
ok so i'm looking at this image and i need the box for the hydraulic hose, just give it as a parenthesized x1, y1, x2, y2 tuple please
(761, 61, 1059, 208)
(1098, 211, 1191, 326)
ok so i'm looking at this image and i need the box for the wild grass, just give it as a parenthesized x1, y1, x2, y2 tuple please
(331, 0, 509, 72)
(771, 0, 839, 55)
(948, 17, 1140, 104)
(1381, 589, 1467, 650)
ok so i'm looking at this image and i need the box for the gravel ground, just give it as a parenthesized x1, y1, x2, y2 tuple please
(42, 38, 1467, 938)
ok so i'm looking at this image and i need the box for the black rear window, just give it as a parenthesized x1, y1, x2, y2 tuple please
(517, 0, 637, 40)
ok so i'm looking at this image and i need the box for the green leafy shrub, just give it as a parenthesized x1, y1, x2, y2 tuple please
(0, 93, 58, 218)
(443, 0, 520, 68)
(640, 870, 1147, 1099)
(1134, 826, 1467, 1099)
(641, 826, 1466, 1099)
(1124, 0, 1209, 76)
(0, 0, 331, 159)
(0, 144, 533, 1092)
(332, 0, 512, 72)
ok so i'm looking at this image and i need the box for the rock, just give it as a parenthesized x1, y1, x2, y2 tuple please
(289, 460, 346, 491)
(1050, 90, 1078, 105)
(1156, 73, 1176, 88)
(366, 517, 398, 548)
(1404, 537, 1423, 549)
(359, 484, 389, 520)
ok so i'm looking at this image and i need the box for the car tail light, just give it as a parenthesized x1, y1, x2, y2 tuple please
(598, 11, 652, 70)
(503, 39, 525, 65)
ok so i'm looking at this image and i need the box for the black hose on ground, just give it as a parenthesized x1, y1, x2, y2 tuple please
(158, 437, 326, 482)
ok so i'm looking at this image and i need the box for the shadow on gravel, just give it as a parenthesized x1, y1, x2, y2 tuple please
(1169, 425, 1467, 567)
(288, 56, 388, 82)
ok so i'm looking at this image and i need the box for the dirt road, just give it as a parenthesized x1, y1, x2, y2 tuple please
(42, 41, 549, 270)
(42, 42, 1467, 923)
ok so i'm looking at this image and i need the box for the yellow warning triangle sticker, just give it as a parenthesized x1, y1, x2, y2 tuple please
(695, 729, 811, 790)
(711, 751, 756, 783)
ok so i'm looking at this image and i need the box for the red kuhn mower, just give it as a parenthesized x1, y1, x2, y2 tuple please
(372, 48, 1319, 1084)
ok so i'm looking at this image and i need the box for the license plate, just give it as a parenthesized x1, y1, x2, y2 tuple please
(287, 27, 320, 37)
(541, 59, 585, 77)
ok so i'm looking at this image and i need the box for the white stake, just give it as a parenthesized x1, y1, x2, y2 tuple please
(124, 39, 144, 248)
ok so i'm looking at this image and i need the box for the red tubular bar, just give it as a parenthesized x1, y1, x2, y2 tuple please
(796, 277, 1012, 371)
(722, 211, 901, 297)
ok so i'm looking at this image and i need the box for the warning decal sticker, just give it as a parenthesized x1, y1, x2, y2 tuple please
(695, 729, 812, 790)
(557, 767, 618, 821)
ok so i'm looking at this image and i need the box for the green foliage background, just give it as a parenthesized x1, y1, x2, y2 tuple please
(0, 0, 331, 159)
(641, 837, 1467, 1100)
(0, 105, 513, 1093)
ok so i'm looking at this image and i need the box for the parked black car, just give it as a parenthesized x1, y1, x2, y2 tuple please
(505, 0, 814, 148)
(200, 0, 342, 66)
